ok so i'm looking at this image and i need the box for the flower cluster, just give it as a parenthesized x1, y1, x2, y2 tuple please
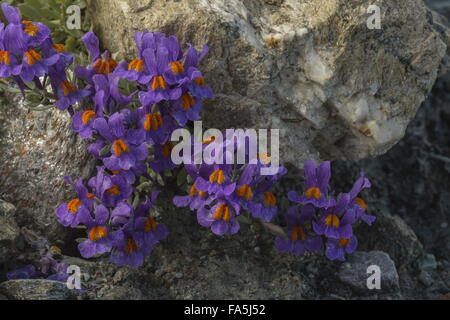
(7, 240, 69, 282)
(173, 136, 287, 235)
(1, 3, 376, 269)
(51, 29, 214, 267)
(0, 3, 88, 109)
(275, 160, 376, 261)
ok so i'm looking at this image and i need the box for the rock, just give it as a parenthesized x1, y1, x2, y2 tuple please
(0, 200, 22, 271)
(338, 251, 399, 294)
(99, 286, 144, 300)
(417, 254, 438, 271)
(0, 94, 96, 241)
(0, 279, 76, 300)
(418, 270, 434, 287)
(0, 293, 7, 300)
(0, 199, 16, 217)
(355, 213, 424, 267)
(89, 0, 450, 167)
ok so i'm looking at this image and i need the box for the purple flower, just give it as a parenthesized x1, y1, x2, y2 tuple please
(325, 236, 358, 261)
(93, 112, 149, 171)
(55, 178, 94, 227)
(87, 166, 132, 207)
(0, 23, 22, 77)
(71, 109, 98, 139)
(7, 265, 42, 280)
(91, 73, 134, 116)
(348, 173, 376, 226)
(102, 175, 133, 208)
(135, 215, 168, 248)
(171, 91, 202, 126)
(275, 205, 322, 256)
(312, 194, 355, 239)
(17, 48, 59, 82)
(183, 67, 214, 99)
(149, 141, 179, 173)
(197, 195, 241, 236)
(173, 183, 214, 210)
(138, 106, 175, 145)
(110, 201, 133, 226)
(194, 165, 236, 195)
(138, 44, 182, 105)
(75, 32, 118, 83)
(184, 44, 209, 70)
(48, 63, 90, 110)
(78, 205, 113, 258)
(110, 223, 149, 268)
(288, 160, 332, 208)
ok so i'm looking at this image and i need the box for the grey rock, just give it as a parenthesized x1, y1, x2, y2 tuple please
(0, 279, 76, 300)
(89, 0, 450, 167)
(418, 270, 434, 287)
(0, 293, 7, 300)
(355, 212, 424, 267)
(0, 199, 16, 217)
(0, 94, 96, 240)
(0, 200, 22, 269)
(338, 251, 399, 294)
(417, 254, 438, 271)
(99, 286, 144, 300)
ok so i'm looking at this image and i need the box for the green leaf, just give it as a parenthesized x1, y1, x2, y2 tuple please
(237, 215, 252, 225)
(99, 144, 111, 156)
(177, 168, 188, 187)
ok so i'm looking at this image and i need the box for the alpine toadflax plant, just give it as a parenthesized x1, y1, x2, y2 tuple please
(0, 3, 376, 270)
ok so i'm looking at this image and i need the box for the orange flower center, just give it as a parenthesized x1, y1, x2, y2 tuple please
(89, 226, 109, 242)
(106, 184, 121, 195)
(125, 238, 140, 254)
(52, 43, 67, 53)
(305, 187, 321, 199)
(189, 185, 206, 197)
(290, 226, 306, 242)
(67, 198, 82, 214)
(213, 204, 231, 222)
(151, 75, 166, 91)
(0, 51, 10, 66)
(170, 61, 185, 74)
(180, 93, 196, 111)
(87, 193, 95, 199)
(209, 169, 225, 185)
(162, 142, 174, 158)
(202, 136, 216, 145)
(128, 59, 144, 72)
(93, 57, 118, 75)
(194, 77, 206, 86)
(81, 110, 96, 124)
(237, 185, 253, 201)
(263, 192, 276, 207)
(22, 20, 39, 36)
(144, 217, 157, 232)
(355, 197, 367, 210)
(338, 238, 351, 248)
(113, 139, 130, 157)
(143, 113, 163, 131)
(324, 214, 340, 228)
(60, 80, 77, 96)
(25, 50, 42, 65)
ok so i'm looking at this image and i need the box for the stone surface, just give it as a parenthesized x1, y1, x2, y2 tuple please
(89, 0, 450, 167)
(0, 279, 76, 300)
(338, 251, 399, 293)
(355, 213, 424, 267)
(0, 93, 97, 241)
(0, 200, 22, 273)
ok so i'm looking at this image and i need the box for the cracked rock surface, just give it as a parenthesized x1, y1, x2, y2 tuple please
(89, 0, 450, 167)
